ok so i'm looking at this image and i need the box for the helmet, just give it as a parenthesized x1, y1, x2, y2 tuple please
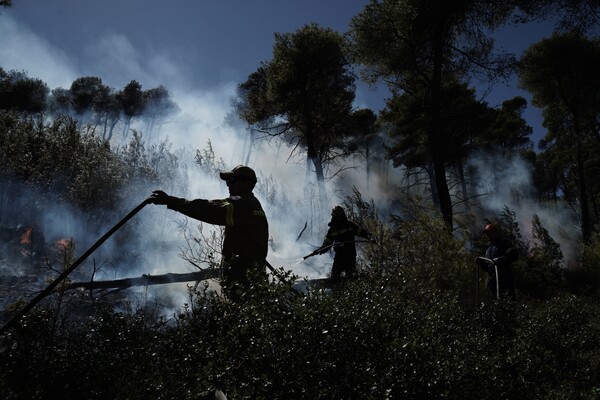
(331, 206, 346, 219)
(483, 223, 495, 233)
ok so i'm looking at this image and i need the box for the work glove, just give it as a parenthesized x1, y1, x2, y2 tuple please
(149, 190, 170, 205)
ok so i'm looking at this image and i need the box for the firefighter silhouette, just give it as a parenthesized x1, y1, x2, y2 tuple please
(314, 206, 371, 284)
(150, 165, 268, 301)
(476, 223, 518, 300)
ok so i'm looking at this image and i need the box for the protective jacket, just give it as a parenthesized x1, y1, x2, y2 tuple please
(480, 238, 518, 299)
(165, 192, 268, 287)
(318, 220, 370, 282)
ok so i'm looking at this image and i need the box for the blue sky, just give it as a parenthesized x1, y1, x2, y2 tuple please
(1, 1, 556, 145)
(2, 1, 371, 95)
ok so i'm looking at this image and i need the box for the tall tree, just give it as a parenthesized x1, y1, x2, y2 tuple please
(93, 87, 121, 141)
(477, 96, 533, 156)
(344, 108, 384, 190)
(519, 32, 600, 242)
(382, 75, 534, 220)
(142, 85, 179, 138)
(349, 0, 515, 228)
(69, 76, 107, 119)
(47, 87, 72, 118)
(0, 69, 49, 114)
(118, 80, 144, 142)
(382, 80, 488, 209)
(237, 23, 356, 213)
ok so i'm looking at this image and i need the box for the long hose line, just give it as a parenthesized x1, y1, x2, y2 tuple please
(303, 239, 374, 259)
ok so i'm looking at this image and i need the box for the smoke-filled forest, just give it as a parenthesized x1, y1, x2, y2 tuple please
(2, 1, 600, 399)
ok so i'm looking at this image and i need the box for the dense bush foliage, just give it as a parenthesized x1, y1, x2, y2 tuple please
(2, 209, 600, 399)
(0, 111, 179, 214)
(1, 273, 599, 399)
(2, 138, 599, 398)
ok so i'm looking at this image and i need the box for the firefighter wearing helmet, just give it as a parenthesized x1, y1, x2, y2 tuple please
(476, 223, 518, 300)
(313, 206, 372, 285)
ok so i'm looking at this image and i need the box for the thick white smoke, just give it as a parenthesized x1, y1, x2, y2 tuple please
(1, 11, 578, 317)
(466, 151, 579, 263)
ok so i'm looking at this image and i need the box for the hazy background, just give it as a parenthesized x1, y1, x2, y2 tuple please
(0, 2, 570, 310)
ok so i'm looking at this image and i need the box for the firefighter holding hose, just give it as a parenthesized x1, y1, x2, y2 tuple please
(311, 206, 372, 285)
(149, 165, 268, 301)
(476, 223, 518, 300)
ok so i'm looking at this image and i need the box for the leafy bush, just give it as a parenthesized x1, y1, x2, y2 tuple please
(3, 210, 599, 399)
(0, 111, 180, 215)
(515, 214, 567, 299)
(568, 231, 600, 296)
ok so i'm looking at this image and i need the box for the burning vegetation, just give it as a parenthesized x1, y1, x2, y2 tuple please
(2, 2, 600, 397)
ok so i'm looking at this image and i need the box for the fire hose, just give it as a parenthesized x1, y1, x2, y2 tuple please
(0, 198, 153, 335)
(0, 204, 375, 333)
(264, 260, 302, 295)
(303, 239, 375, 260)
(475, 256, 500, 300)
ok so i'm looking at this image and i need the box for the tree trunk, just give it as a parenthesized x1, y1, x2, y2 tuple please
(428, 163, 440, 209)
(575, 135, 591, 242)
(305, 124, 329, 221)
(457, 158, 472, 216)
(365, 139, 371, 191)
(244, 128, 255, 165)
(310, 147, 329, 215)
(105, 116, 119, 142)
(102, 114, 109, 140)
(63, 269, 221, 291)
(429, 23, 453, 229)
(122, 117, 133, 143)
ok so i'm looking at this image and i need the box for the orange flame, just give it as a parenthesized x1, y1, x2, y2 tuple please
(55, 238, 72, 251)
(20, 227, 32, 245)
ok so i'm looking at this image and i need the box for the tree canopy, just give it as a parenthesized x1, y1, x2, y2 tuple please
(237, 23, 356, 214)
(349, 0, 517, 228)
(519, 32, 600, 242)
